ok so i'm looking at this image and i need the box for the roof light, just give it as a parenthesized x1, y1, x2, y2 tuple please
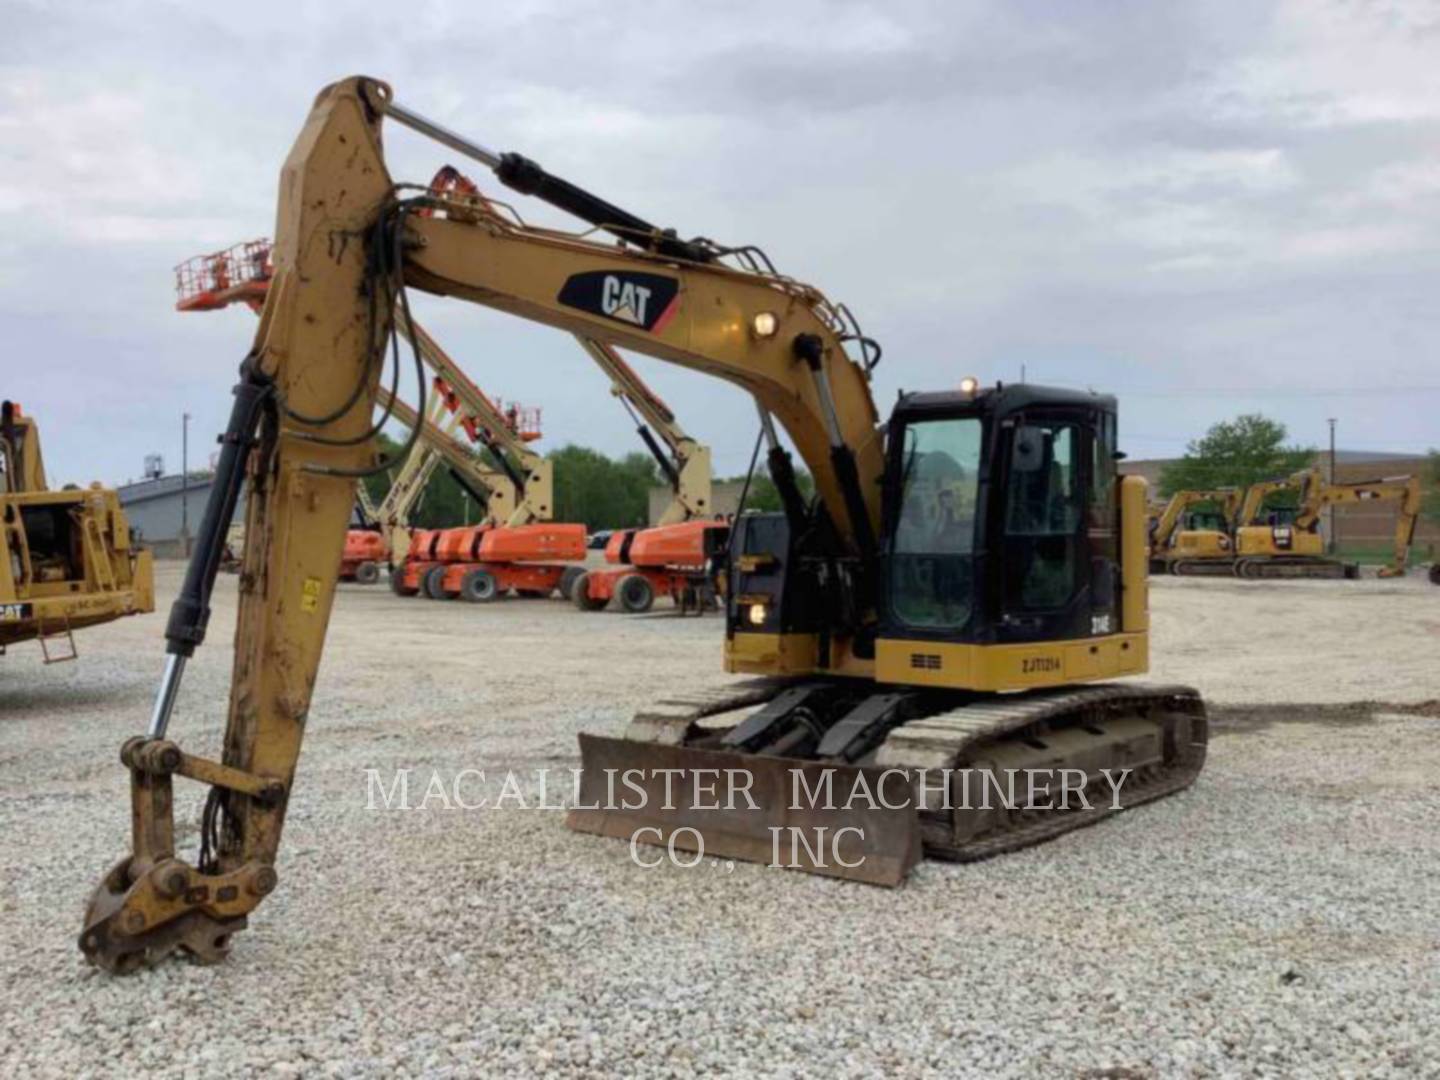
(959, 376, 979, 396)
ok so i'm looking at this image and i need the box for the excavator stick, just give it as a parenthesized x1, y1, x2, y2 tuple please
(81, 78, 396, 972)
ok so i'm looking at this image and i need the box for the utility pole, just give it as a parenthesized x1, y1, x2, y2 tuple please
(181, 412, 191, 558)
(1327, 418, 1338, 555)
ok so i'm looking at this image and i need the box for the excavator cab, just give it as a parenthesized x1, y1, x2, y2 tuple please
(884, 385, 1119, 650)
(727, 384, 1123, 681)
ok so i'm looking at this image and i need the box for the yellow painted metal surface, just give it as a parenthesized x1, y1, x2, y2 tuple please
(724, 631, 875, 679)
(1235, 525, 1324, 558)
(1121, 475, 1150, 633)
(875, 633, 1146, 691)
(1, 430, 155, 652)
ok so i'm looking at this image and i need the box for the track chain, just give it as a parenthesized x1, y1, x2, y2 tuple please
(875, 683, 1207, 861)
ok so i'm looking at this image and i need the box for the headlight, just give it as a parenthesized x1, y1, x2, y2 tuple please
(959, 376, 979, 395)
(747, 602, 767, 626)
(751, 312, 778, 338)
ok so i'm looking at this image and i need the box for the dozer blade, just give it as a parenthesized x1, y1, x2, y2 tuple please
(567, 734, 922, 886)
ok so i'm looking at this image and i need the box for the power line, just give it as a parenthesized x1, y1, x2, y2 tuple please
(1035, 376, 1440, 399)
(1073, 383, 1440, 399)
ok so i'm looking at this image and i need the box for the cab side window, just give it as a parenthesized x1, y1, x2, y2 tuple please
(1005, 422, 1081, 609)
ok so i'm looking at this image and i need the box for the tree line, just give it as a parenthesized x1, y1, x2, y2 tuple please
(1156, 414, 1315, 508)
(1157, 413, 1439, 522)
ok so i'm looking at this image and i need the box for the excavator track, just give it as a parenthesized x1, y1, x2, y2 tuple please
(1169, 559, 1238, 577)
(569, 679, 1207, 883)
(1233, 557, 1358, 580)
(873, 683, 1206, 861)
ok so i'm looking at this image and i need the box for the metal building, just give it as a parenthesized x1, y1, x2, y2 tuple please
(116, 473, 244, 558)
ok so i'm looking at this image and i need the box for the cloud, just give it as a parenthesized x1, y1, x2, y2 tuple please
(2, 0, 1438, 489)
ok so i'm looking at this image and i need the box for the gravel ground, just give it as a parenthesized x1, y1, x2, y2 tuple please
(1, 565, 1437, 1077)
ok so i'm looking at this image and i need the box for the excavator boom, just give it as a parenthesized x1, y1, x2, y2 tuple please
(1293, 473, 1422, 578)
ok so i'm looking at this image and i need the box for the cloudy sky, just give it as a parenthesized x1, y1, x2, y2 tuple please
(4, 0, 1438, 485)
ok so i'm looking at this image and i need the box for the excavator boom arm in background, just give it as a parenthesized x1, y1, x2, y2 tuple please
(1236, 469, 1313, 529)
(573, 337, 713, 525)
(1293, 472, 1422, 576)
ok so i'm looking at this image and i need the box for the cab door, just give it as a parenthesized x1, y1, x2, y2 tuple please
(996, 411, 1115, 642)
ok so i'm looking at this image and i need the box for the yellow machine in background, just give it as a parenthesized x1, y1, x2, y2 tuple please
(1234, 467, 1421, 579)
(1148, 488, 1240, 574)
(0, 401, 154, 661)
(1157, 466, 1427, 580)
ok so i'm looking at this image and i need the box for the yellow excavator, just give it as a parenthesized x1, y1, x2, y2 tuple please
(1, 401, 154, 661)
(79, 78, 1207, 972)
(1147, 487, 1241, 575)
(1233, 467, 1422, 579)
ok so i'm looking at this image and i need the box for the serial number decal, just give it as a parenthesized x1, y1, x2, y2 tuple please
(1021, 656, 1061, 674)
(64, 597, 112, 613)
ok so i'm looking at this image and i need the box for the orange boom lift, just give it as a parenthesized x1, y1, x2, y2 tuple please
(566, 340, 726, 615)
(176, 239, 564, 592)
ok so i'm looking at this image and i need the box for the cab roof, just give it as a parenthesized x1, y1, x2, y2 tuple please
(894, 382, 1117, 420)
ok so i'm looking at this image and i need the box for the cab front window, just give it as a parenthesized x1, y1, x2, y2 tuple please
(889, 417, 982, 629)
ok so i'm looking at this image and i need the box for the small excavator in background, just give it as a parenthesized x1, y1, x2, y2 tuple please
(1233, 467, 1422, 579)
(1147, 487, 1241, 575)
(0, 401, 153, 661)
(1150, 467, 1428, 580)
(81, 78, 1208, 972)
